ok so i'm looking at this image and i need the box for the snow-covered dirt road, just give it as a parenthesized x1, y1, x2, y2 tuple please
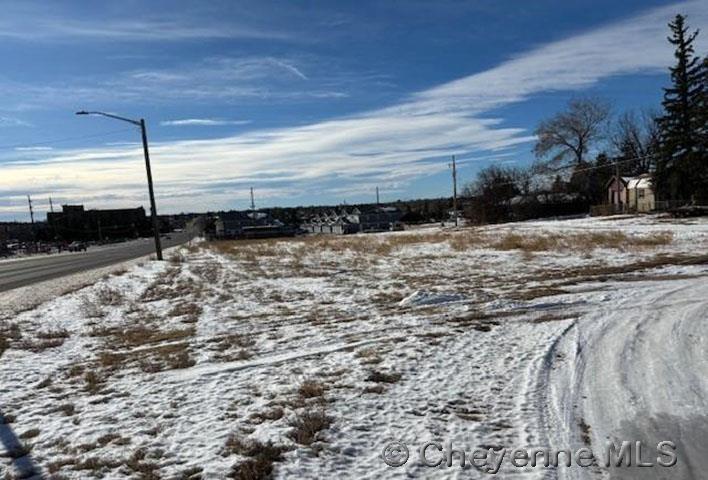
(1, 215, 707, 479)
(546, 276, 708, 480)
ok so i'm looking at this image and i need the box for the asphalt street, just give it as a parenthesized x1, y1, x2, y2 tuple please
(0, 233, 192, 293)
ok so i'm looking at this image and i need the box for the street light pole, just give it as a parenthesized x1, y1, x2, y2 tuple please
(76, 111, 163, 260)
(139, 118, 163, 260)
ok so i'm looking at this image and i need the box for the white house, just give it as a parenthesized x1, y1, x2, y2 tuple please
(606, 174, 655, 213)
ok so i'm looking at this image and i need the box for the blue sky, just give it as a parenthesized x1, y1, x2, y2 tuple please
(0, 0, 706, 220)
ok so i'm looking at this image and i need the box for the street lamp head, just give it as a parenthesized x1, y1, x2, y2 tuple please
(75, 111, 89, 115)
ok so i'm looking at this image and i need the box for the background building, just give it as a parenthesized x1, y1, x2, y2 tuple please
(213, 210, 294, 239)
(301, 206, 403, 234)
(47, 205, 152, 241)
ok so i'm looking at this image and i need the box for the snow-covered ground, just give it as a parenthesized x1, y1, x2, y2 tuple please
(1, 215, 707, 479)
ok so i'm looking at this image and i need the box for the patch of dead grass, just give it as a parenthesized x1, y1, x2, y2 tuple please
(225, 435, 287, 480)
(168, 302, 203, 323)
(493, 230, 673, 253)
(287, 409, 332, 446)
(95, 287, 124, 306)
(366, 370, 402, 384)
(298, 380, 326, 399)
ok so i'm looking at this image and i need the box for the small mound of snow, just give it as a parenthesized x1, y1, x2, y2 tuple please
(399, 290, 466, 307)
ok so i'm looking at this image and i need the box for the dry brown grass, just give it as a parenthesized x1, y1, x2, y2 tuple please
(208, 230, 465, 262)
(578, 418, 592, 446)
(47, 447, 159, 477)
(168, 302, 203, 324)
(287, 409, 332, 446)
(93, 320, 196, 374)
(209, 333, 256, 362)
(298, 380, 326, 399)
(363, 384, 385, 394)
(19, 428, 40, 440)
(17, 335, 68, 352)
(509, 286, 570, 301)
(448, 230, 486, 251)
(97, 433, 127, 446)
(99, 324, 195, 348)
(529, 313, 579, 324)
(36, 329, 70, 340)
(192, 261, 222, 284)
(168, 251, 186, 265)
(0, 321, 20, 356)
(225, 435, 287, 480)
(84, 370, 103, 394)
(207, 228, 674, 272)
(54, 403, 76, 416)
(223, 430, 291, 476)
(492, 230, 673, 253)
(250, 406, 285, 424)
(81, 296, 105, 319)
(139, 344, 196, 373)
(546, 252, 708, 285)
(139, 267, 182, 301)
(95, 287, 124, 306)
(0, 334, 7, 357)
(124, 448, 161, 479)
(355, 347, 383, 365)
(366, 370, 402, 384)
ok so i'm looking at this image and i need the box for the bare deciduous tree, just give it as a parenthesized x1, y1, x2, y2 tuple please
(611, 109, 660, 173)
(534, 97, 611, 170)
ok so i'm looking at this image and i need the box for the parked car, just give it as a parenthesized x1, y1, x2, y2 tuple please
(68, 241, 87, 252)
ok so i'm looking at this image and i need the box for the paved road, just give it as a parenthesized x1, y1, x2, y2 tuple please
(0, 233, 192, 293)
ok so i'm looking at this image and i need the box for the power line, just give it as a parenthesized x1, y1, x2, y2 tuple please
(0, 127, 135, 152)
(462, 153, 655, 191)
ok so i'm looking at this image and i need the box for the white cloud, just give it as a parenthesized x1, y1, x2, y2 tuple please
(1, 1, 705, 218)
(14, 146, 53, 152)
(160, 119, 252, 127)
(0, 56, 337, 108)
(0, 116, 31, 127)
(264, 58, 308, 80)
(0, 6, 293, 43)
(398, 0, 707, 117)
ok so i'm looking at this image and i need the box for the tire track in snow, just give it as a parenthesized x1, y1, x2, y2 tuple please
(542, 277, 708, 480)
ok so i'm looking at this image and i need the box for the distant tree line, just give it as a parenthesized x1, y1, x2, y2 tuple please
(463, 14, 706, 224)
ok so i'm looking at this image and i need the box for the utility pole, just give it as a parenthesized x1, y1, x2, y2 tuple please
(450, 155, 458, 227)
(27, 195, 35, 225)
(27, 195, 36, 253)
(49, 197, 57, 241)
(615, 158, 621, 212)
(76, 111, 162, 260)
(250, 187, 256, 210)
(376, 186, 380, 206)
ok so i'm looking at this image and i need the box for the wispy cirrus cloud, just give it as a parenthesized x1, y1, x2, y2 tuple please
(0, 4, 293, 43)
(0, 116, 31, 127)
(397, 0, 707, 117)
(160, 119, 252, 127)
(14, 146, 52, 152)
(0, 56, 343, 110)
(1, 1, 705, 218)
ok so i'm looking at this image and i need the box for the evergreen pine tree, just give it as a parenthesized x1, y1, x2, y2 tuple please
(655, 14, 705, 202)
(699, 56, 708, 187)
